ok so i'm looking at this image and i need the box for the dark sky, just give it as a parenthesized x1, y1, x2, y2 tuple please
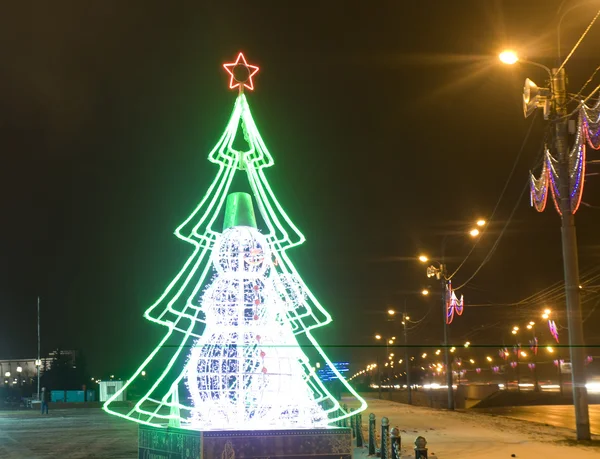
(1, 1, 600, 377)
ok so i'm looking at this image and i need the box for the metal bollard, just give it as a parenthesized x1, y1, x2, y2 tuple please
(356, 413, 364, 447)
(414, 436, 428, 459)
(390, 427, 401, 459)
(380, 417, 390, 459)
(350, 413, 355, 438)
(368, 413, 376, 455)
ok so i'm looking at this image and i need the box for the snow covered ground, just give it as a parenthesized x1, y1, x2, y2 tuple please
(350, 396, 600, 459)
(0, 402, 598, 458)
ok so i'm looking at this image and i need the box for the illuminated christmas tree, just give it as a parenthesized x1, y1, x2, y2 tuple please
(103, 52, 366, 430)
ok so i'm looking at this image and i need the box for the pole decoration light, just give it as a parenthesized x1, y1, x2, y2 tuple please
(581, 97, 600, 150)
(528, 363, 536, 371)
(510, 361, 518, 369)
(529, 337, 538, 355)
(445, 281, 464, 325)
(548, 320, 559, 343)
(530, 113, 587, 215)
(103, 52, 367, 430)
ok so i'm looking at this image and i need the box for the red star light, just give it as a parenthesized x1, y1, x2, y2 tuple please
(223, 52, 260, 91)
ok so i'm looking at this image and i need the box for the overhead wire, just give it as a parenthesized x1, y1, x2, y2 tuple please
(447, 112, 539, 281)
(453, 178, 529, 291)
(555, 7, 600, 74)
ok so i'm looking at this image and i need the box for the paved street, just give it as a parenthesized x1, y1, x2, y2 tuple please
(0, 403, 599, 458)
(0, 409, 137, 459)
(472, 404, 600, 435)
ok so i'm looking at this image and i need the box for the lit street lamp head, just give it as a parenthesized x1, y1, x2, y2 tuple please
(418, 255, 428, 263)
(421, 289, 429, 296)
(476, 219, 486, 227)
(469, 228, 480, 237)
(499, 50, 519, 65)
(387, 309, 395, 316)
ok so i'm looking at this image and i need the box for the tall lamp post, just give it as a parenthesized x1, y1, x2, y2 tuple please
(418, 219, 485, 410)
(374, 333, 395, 400)
(500, 50, 590, 440)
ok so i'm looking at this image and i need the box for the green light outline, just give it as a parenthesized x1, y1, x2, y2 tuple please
(103, 94, 367, 427)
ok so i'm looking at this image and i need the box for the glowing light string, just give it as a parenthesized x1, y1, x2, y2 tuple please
(103, 56, 367, 428)
(445, 281, 464, 325)
(548, 320, 559, 343)
(530, 111, 587, 215)
(581, 96, 600, 150)
(530, 155, 549, 212)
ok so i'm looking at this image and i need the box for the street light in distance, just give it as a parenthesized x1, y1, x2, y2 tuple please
(421, 289, 429, 296)
(418, 255, 428, 263)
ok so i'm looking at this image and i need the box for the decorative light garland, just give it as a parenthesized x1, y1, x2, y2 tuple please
(529, 337, 538, 356)
(581, 96, 600, 150)
(103, 52, 367, 429)
(548, 320, 559, 343)
(445, 281, 464, 325)
(530, 110, 588, 215)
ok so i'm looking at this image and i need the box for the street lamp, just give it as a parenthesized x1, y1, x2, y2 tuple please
(418, 255, 428, 263)
(469, 228, 480, 237)
(476, 219, 486, 227)
(421, 289, 429, 296)
(499, 50, 519, 65)
(500, 47, 590, 440)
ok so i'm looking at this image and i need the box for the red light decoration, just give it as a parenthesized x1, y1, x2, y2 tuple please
(548, 320, 559, 343)
(445, 281, 464, 325)
(223, 52, 260, 92)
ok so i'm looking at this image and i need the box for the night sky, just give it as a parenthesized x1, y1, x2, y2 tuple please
(2, 1, 600, 378)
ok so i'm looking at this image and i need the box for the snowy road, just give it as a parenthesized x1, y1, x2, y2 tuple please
(350, 397, 600, 459)
(472, 405, 600, 435)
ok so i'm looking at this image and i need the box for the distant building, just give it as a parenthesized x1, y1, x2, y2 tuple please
(99, 380, 127, 402)
(0, 349, 76, 387)
(0, 358, 47, 386)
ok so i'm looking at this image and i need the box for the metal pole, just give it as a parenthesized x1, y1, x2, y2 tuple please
(368, 413, 376, 456)
(442, 278, 454, 410)
(553, 67, 591, 440)
(533, 331, 539, 392)
(558, 357, 564, 396)
(516, 344, 520, 392)
(37, 296, 40, 401)
(403, 309, 412, 405)
(377, 354, 382, 400)
(380, 417, 390, 459)
(390, 427, 401, 459)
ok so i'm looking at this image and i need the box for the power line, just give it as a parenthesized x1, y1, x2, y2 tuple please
(454, 178, 529, 291)
(571, 65, 600, 101)
(556, 7, 600, 74)
(448, 112, 539, 281)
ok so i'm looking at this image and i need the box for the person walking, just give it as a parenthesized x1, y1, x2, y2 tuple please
(40, 387, 49, 414)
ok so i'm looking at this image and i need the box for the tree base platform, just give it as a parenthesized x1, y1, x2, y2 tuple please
(138, 424, 352, 458)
